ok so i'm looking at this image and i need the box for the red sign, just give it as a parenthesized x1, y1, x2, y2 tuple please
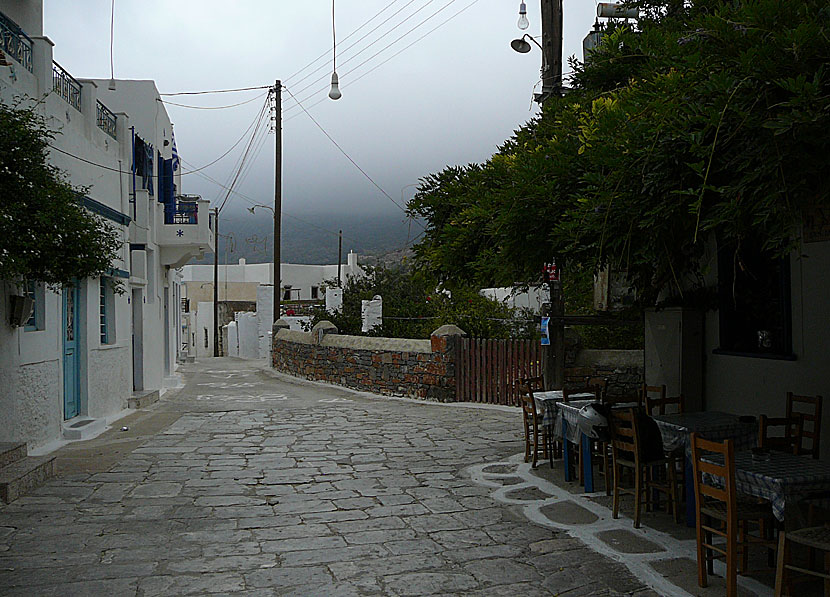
(543, 262, 560, 282)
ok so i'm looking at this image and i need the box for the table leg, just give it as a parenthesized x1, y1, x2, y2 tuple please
(562, 419, 573, 482)
(685, 452, 695, 527)
(582, 433, 594, 493)
(547, 424, 554, 469)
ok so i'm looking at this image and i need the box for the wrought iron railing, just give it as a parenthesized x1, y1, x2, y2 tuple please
(0, 12, 32, 72)
(52, 62, 82, 111)
(164, 198, 199, 225)
(96, 101, 116, 139)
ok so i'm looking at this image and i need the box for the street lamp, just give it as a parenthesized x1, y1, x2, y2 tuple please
(247, 204, 280, 324)
(510, 33, 543, 54)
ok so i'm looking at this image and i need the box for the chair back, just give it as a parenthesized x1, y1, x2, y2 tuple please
(642, 383, 666, 408)
(690, 433, 738, 524)
(645, 394, 685, 416)
(786, 393, 823, 459)
(609, 408, 640, 465)
(587, 376, 609, 401)
(758, 413, 803, 455)
(518, 378, 544, 428)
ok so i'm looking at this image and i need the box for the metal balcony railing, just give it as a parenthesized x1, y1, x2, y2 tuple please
(96, 100, 116, 139)
(0, 12, 32, 72)
(52, 62, 82, 111)
(164, 198, 199, 225)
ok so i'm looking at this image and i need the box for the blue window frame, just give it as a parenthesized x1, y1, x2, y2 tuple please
(99, 278, 115, 344)
(24, 281, 44, 331)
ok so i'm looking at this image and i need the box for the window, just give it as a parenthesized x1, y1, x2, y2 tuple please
(311, 286, 319, 300)
(716, 240, 792, 357)
(24, 281, 45, 331)
(99, 278, 115, 344)
(283, 286, 292, 301)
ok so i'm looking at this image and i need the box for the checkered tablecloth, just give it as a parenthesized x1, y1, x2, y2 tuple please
(653, 412, 757, 456)
(702, 451, 830, 521)
(533, 392, 594, 432)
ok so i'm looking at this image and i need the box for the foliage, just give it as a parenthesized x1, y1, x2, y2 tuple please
(0, 103, 121, 288)
(305, 265, 536, 339)
(407, 0, 830, 307)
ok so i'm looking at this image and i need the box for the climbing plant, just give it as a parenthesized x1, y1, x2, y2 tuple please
(0, 103, 121, 287)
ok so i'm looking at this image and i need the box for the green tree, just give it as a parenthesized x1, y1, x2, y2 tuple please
(0, 103, 121, 287)
(305, 265, 536, 339)
(408, 0, 830, 307)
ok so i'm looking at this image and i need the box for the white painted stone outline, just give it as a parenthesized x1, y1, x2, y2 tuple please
(467, 455, 772, 597)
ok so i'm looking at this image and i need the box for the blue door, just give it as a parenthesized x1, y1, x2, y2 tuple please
(63, 284, 81, 420)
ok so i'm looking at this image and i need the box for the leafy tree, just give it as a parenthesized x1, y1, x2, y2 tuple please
(305, 265, 536, 339)
(0, 103, 121, 288)
(408, 0, 830, 307)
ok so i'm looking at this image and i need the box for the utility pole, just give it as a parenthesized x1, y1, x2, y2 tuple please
(337, 230, 342, 287)
(273, 81, 282, 325)
(213, 207, 219, 357)
(540, 0, 563, 101)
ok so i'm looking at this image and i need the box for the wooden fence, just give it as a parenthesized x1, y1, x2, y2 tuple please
(454, 337, 542, 406)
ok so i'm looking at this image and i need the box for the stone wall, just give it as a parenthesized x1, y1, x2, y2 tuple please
(565, 349, 644, 398)
(272, 323, 462, 403)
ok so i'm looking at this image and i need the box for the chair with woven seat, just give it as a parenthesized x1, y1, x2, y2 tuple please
(609, 407, 680, 528)
(690, 433, 777, 597)
(775, 525, 830, 596)
(519, 377, 548, 468)
(786, 393, 823, 459)
(759, 413, 804, 455)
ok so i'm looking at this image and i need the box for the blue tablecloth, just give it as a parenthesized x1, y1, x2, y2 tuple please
(653, 411, 757, 457)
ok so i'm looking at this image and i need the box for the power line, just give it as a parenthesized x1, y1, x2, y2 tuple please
(284, 0, 406, 84)
(159, 85, 272, 96)
(158, 92, 267, 110)
(284, 0, 449, 113)
(284, 0, 482, 122)
(282, 85, 421, 224)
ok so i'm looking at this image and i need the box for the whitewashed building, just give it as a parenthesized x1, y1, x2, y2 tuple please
(0, 0, 213, 451)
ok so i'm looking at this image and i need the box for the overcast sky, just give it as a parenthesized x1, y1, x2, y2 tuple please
(44, 1, 597, 223)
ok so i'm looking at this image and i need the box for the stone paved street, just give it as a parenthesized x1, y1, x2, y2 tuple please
(0, 358, 660, 596)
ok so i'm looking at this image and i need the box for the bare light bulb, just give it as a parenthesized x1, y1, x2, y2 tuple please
(517, 2, 529, 30)
(328, 72, 342, 100)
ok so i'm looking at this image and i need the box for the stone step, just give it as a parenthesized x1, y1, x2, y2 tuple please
(61, 418, 106, 440)
(0, 443, 27, 469)
(129, 389, 159, 409)
(0, 456, 56, 503)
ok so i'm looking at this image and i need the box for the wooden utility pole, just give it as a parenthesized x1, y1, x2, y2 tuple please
(540, 0, 563, 100)
(273, 81, 282, 325)
(213, 207, 219, 357)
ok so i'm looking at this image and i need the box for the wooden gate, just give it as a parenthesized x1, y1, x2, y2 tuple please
(454, 338, 541, 406)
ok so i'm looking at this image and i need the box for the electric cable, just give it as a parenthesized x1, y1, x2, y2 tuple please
(283, 85, 423, 225)
(159, 85, 272, 96)
(158, 92, 267, 110)
(284, 0, 447, 111)
(284, 0, 482, 121)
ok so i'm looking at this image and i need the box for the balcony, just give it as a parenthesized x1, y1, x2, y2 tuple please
(96, 100, 116, 139)
(157, 195, 215, 268)
(0, 12, 32, 72)
(52, 61, 81, 111)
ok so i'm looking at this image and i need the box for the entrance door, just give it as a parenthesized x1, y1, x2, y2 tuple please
(62, 284, 81, 419)
(132, 288, 144, 391)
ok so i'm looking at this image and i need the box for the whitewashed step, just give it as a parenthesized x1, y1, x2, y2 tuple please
(0, 443, 27, 469)
(0, 456, 56, 503)
(61, 418, 106, 440)
(129, 390, 159, 409)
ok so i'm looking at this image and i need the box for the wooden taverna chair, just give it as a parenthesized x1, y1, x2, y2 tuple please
(519, 377, 548, 468)
(786, 392, 823, 458)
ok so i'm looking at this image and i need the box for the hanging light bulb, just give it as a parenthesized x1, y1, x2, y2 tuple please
(328, 72, 342, 100)
(517, 2, 529, 30)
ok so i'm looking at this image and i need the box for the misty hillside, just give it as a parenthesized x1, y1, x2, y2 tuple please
(191, 209, 422, 266)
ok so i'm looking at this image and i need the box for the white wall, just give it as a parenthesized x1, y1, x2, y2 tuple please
(480, 286, 546, 313)
(237, 312, 259, 359)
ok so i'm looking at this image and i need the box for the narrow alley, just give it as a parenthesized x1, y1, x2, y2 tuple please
(0, 358, 657, 596)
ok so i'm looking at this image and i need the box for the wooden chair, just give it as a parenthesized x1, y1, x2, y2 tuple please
(563, 384, 600, 402)
(759, 413, 804, 455)
(642, 383, 666, 408)
(645, 394, 685, 416)
(775, 526, 830, 596)
(519, 377, 548, 468)
(786, 393, 823, 459)
(609, 408, 680, 528)
(690, 433, 776, 597)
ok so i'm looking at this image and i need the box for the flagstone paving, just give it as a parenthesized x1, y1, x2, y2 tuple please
(0, 358, 761, 595)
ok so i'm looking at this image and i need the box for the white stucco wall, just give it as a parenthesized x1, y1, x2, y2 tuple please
(256, 285, 274, 359)
(237, 312, 259, 359)
(480, 286, 546, 313)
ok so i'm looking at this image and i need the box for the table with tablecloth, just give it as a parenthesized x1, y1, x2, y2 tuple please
(653, 411, 758, 525)
(702, 451, 830, 523)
